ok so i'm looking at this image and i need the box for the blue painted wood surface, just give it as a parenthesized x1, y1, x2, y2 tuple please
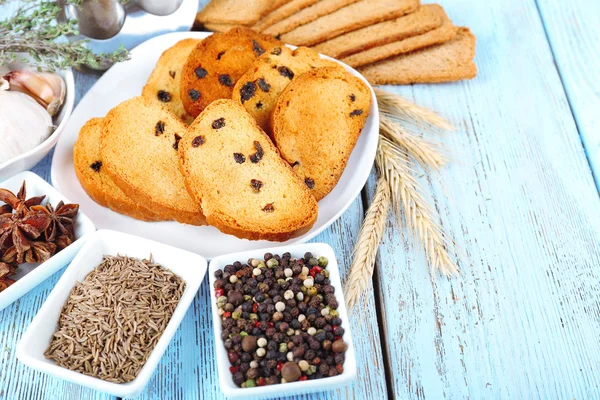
(365, 0, 600, 398)
(2, 0, 600, 399)
(536, 0, 600, 189)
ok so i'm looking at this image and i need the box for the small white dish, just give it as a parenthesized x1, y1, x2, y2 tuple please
(17, 229, 208, 398)
(0, 171, 95, 312)
(51, 31, 379, 259)
(208, 243, 356, 399)
(0, 63, 75, 181)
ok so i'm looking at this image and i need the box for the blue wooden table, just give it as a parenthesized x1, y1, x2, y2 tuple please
(2, 0, 600, 398)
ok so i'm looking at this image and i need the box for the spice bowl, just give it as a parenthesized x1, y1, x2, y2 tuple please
(208, 243, 357, 399)
(0, 60, 75, 182)
(0, 171, 95, 312)
(17, 229, 207, 398)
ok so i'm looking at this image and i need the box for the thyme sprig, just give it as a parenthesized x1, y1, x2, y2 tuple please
(0, 0, 129, 70)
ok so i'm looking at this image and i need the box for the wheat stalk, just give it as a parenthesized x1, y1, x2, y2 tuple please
(345, 90, 459, 308)
(375, 88, 454, 132)
(378, 136, 457, 276)
(379, 114, 447, 171)
(345, 173, 391, 308)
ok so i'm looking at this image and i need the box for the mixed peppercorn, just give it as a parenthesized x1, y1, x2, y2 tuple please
(214, 251, 348, 388)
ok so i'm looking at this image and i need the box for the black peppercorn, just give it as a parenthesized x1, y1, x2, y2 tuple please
(233, 371, 245, 385)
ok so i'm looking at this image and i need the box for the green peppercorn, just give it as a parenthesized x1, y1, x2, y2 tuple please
(300, 286, 307, 295)
(225, 303, 234, 312)
(266, 258, 279, 268)
(240, 331, 248, 338)
(244, 295, 251, 301)
(322, 269, 330, 278)
(249, 313, 258, 320)
(309, 257, 319, 266)
(258, 261, 266, 269)
(330, 309, 339, 318)
(232, 310, 242, 320)
(307, 287, 318, 296)
(318, 256, 328, 267)
(217, 296, 227, 308)
(277, 278, 285, 284)
(279, 342, 288, 353)
(245, 379, 256, 388)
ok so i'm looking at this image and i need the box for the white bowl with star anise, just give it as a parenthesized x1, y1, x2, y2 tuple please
(0, 171, 95, 312)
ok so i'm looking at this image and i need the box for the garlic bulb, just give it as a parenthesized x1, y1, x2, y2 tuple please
(0, 89, 53, 164)
(3, 70, 66, 116)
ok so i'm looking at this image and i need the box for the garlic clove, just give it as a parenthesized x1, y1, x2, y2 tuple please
(0, 90, 53, 164)
(3, 70, 67, 116)
(44, 72, 67, 116)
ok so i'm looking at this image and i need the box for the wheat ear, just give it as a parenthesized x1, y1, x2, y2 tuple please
(345, 174, 391, 309)
(375, 88, 454, 132)
(378, 136, 458, 276)
(379, 114, 447, 171)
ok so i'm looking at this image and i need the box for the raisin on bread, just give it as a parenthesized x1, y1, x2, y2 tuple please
(358, 27, 476, 84)
(142, 38, 200, 124)
(74, 118, 162, 221)
(179, 99, 318, 241)
(180, 27, 281, 117)
(271, 66, 371, 201)
(100, 96, 206, 225)
(232, 46, 339, 135)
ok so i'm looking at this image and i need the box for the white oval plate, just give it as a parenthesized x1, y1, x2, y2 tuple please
(51, 31, 379, 259)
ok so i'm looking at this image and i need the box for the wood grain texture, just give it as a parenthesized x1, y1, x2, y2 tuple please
(366, 0, 600, 398)
(535, 0, 600, 188)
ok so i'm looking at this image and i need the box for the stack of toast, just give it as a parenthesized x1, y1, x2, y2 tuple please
(195, 0, 477, 85)
(74, 28, 371, 242)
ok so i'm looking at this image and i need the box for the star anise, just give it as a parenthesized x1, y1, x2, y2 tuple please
(0, 261, 16, 279)
(0, 212, 52, 263)
(30, 201, 79, 243)
(0, 181, 45, 217)
(0, 277, 15, 291)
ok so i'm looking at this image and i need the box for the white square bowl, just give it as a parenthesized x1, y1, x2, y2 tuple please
(0, 171, 96, 312)
(16, 229, 208, 398)
(208, 243, 357, 399)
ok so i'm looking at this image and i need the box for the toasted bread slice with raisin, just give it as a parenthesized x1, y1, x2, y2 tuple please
(142, 38, 201, 124)
(100, 96, 206, 225)
(271, 67, 371, 200)
(180, 27, 281, 117)
(179, 99, 318, 241)
(232, 46, 339, 135)
(74, 118, 162, 221)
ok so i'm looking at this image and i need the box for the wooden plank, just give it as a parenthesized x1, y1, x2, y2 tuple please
(366, 0, 600, 398)
(135, 197, 390, 399)
(535, 0, 600, 188)
(0, 72, 115, 400)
